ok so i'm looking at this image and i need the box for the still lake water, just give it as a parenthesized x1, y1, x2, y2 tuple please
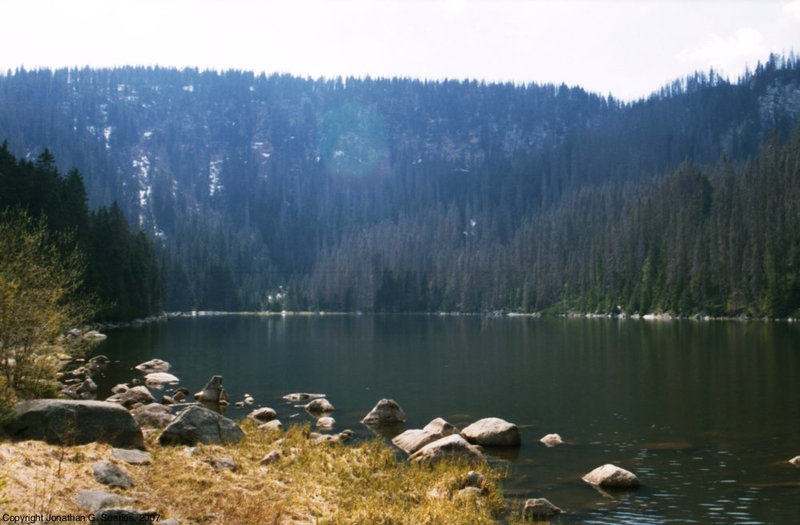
(92, 315, 800, 524)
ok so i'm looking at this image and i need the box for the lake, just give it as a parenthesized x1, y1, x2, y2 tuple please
(92, 314, 800, 524)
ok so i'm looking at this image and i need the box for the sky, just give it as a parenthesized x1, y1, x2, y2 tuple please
(2, 0, 800, 101)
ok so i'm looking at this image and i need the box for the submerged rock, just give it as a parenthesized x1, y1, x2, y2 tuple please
(461, 417, 521, 447)
(316, 416, 336, 429)
(283, 392, 326, 402)
(144, 372, 180, 386)
(523, 498, 562, 518)
(361, 399, 407, 426)
(248, 407, 278, 422)
(582, 463, 641, 489)
(540, 433, 564, 447)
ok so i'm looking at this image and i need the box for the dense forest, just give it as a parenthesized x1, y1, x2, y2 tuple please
(0, 143, 160, 320)
(1, 55, 799, 316)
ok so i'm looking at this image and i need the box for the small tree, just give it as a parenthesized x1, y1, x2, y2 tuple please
(0, 209, 93, 408)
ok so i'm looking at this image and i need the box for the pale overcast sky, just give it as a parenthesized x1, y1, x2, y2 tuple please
(2, 0, 799, 101)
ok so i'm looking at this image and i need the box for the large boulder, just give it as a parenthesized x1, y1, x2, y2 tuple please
(582, 463, 641, 489)
(3, 399, 143, 449)
(409, 434, 485, 465)
(523, 498, 562, 519)
(193, 375, 228, 404)
(361, 399, 407, 426)
(392, 417, 457, 454)
(461, 417, 520, 447)
(158, 405, 244, 446)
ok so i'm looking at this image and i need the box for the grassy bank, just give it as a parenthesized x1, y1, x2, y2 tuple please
(1, 421, 513, 524)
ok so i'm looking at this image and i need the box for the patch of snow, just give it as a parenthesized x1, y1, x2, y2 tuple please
(209, 159, 224, 196)
(182, 85, 194, 92)
(262, 153, 271, 158)
(333, 150, 345, 158)
(132, 155, 151, 210)
(103, 127, 112, 149)
(143, 131, 153, 139)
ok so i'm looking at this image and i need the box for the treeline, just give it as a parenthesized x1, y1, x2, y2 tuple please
(0, 142, 160, 320)
(1, 57, 799, 313)
(309, 127, 800, 317)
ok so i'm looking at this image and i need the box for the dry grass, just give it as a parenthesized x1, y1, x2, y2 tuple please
(0, 421, 510, 524)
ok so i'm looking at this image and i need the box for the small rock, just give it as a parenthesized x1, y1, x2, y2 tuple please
(161, 395, 176, 406)
(235, 401, 244, 408)
(361, 399, 407, 426)
(283, 392, 325, 402)
(582, 463, 641, 489)
(248, 407, 278, 423)
(311, 429, 353, 444)
(88, 355, 110, 365)
(260, 451, 281, 465)
(462, 470, 485, 489)
(409, 434, 485, 465)
(316, 416, 336, 429)
(455, 486, 482, 500)
(258, 420, 284, 432)
(75, 489, 130, 512)
(83, 330, 107, 341)
(135, 358, 171, 373)
(540, 433, 564, 447)
(172, 387, 190, 402)
(110, 383, 130, 395)
(392, 417, 457, 454)
(523, 498, 562, 518)
(193, 375, 228, 404)
(244, 395, 254, 405)
(144, 372, 180, 386)
(208, 456, 236, 472)
(461, 417, 521, 447)
(91, 460, 134, 489)
(305, 398, 335, 413)
(111, 448, 152, 465)
(790, 456, 800, 467)
(106, 385, 156, 409)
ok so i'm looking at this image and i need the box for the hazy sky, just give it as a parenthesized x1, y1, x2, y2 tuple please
(3, 0, 799, 100)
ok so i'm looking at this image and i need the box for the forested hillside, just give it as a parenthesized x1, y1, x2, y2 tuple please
(1, 55, 799, 315)
(0, 143, 160, 320)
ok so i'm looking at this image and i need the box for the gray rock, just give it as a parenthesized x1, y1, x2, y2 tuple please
(3, 399, 143, 449)
(193, 375, 228, 404)
(61, 378, 98, 400)
(91, 460, 134, 488)
(361, 399, 407, 426)
(208, 456, 236, 472)
(260, 450, 281, 465)
(144, 372, 180, 386)
(83, 330, 107, 341)
(523, 498, 562, 518)
(540, 433, 564, 447)
(582, 463, 641, 489)
(461, 470, 486, 489)
(461, 417, 521, 447)
(247, 407, 278, 422)
(106, 386, 156, 409)
(311, 429, 353, 444)
(161, 395, 176, 405)
(455, 486, 482, 500)
(131, 403, 175, 428)
(283, 392, 325, 402)
(409, 434, 485, 465)
(75, 489, 130, 512)
(172, 387, 190, 402)
(316, 416, 336, 429)
(392, 417, 457, 454)
(304, 398, 335, 413)
(135, 358, 171, 373)
(111, 448, 152, 465)
(158, 405, 244, 446)
(258, 420, 284, 432)
(110, 383, 129, 395)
